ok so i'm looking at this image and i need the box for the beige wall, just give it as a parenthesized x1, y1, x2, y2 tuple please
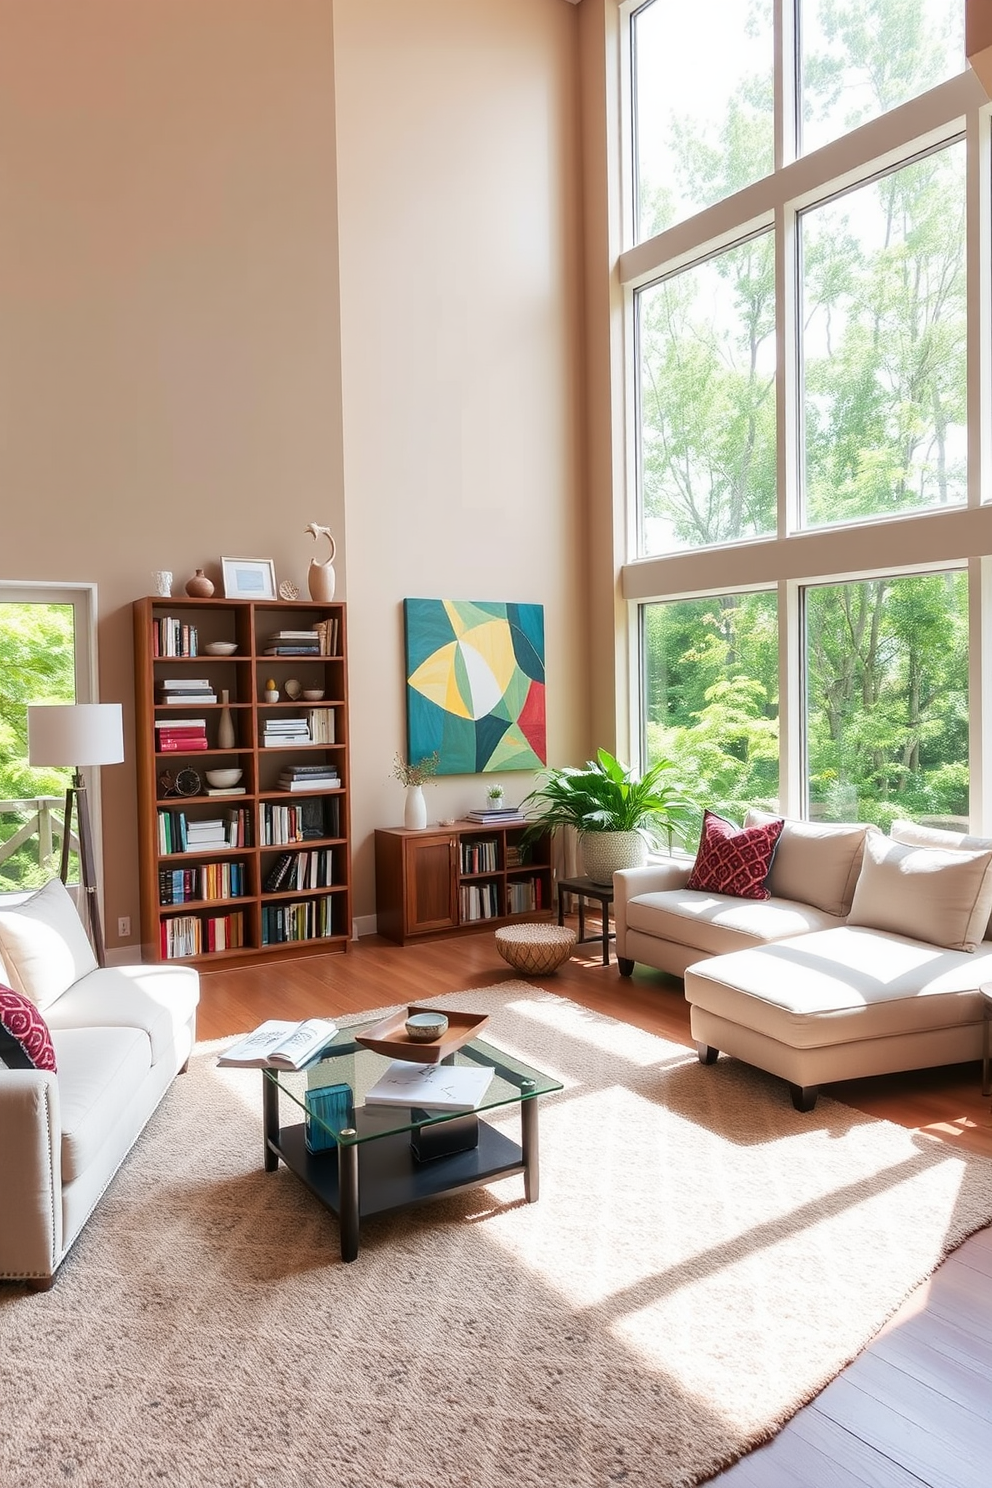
(0, 0, 588, 942)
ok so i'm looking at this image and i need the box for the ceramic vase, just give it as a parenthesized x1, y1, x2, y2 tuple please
(217, 689, 236, 750)
(308, 558, 336, 602)
(185, 568, 215, 598)
(404, 784, 427, 831)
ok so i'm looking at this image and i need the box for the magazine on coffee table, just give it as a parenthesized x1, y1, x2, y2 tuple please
(364, 1059, 495, 1111)
(217, 1018, 339, 1070)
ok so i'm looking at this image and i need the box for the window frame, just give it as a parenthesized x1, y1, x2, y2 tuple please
(616, 2, 992, 830)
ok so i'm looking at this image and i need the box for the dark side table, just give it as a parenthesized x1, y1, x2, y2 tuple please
(557, 874, 614, 965)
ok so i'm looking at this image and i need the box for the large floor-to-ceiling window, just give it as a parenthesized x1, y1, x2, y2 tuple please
(621, 0, 988, 843)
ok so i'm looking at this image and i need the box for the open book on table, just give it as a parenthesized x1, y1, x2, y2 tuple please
(364, 1059, 495, 1112)
(217, 1018, 339, 1070)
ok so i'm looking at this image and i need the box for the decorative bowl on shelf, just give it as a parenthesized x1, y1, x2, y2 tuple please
(204, 641, 238, 656)
(284, 679, 302, 700)
(204, 768, 243, 789)
(302, 689, 325, 701)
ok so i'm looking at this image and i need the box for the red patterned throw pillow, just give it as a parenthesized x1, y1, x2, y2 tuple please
(0, 984, 57, 1071)
(686, 810, 785, 901)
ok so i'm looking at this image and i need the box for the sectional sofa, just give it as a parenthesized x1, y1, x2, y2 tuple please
(615, 814, 992, 1110)
(0, 878, 199, 1289)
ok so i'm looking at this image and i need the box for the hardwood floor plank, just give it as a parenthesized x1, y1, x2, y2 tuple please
(716, 1405, 932, 1487)
(813, 1367, 992, 1488)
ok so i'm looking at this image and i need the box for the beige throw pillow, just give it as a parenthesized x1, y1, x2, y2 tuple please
(890, 821, 992, 942)
(847, 830, 992, 952)
(745, 810, 867, 916)
(0, 877, 98, 1010)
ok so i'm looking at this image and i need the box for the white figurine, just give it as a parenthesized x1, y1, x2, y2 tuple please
(305, 523, 337, 601)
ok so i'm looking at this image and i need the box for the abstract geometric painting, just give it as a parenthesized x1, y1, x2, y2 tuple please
(403, 599, 546, 773)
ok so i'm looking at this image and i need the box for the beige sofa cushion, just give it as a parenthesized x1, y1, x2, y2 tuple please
(848, 830, 992, 952)
(745, 810, 867, 916)
(891, 821, 992, 940)
(685, 926, 992, 1049)
(625, 889, 843, 959)
(0, 879, 98, 1011)
(51, 1026, 152, 1184)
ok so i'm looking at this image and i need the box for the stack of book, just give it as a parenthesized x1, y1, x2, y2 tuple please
(184, 817, 229, 851)
(278, 763, 340, 792)
(262, 718, 311, 747)
(315, 617, 339, 655)
(263, 629, 321, 656)
(155, 718, 208, 752)
(259, 796, 340, 845)
(156, 678, 217, 705)
(263, 848, 335, 893)
(464, 806, 526, 825)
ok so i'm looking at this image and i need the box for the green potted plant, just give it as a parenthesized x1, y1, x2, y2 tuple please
(521, 747, 692, 884)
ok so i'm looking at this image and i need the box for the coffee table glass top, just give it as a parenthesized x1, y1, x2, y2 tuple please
(267, 1016, 562, 1146)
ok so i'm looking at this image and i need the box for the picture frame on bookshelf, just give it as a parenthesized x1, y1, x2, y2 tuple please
(221, 556, 277, 600)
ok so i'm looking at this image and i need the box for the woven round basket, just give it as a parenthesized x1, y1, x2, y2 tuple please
(495, 923, 577, 975)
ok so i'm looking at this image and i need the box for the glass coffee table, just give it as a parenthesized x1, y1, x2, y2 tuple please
(262, 1018, 562, 1261)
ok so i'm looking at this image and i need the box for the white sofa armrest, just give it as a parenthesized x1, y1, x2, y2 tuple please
(0, 1070, 63, 1283)
(614, 860, 694, 959)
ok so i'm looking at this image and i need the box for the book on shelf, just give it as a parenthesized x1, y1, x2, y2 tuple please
(364, 1060, 495, 1111)
(264, 645, 320, 656)
(263, 851, 295, 891)
(281, 762, 338, 776)
(278, 777, 339, 792)
(206, 786, 246, 796)
(266, 630, 321, 640)
(158, 739, 209, 752)
(216, 1016, 339, 1069)
(155, 718, 207, 730)
(157, 678, 213, 690)
(261, 895, 336, 943)
(307, 708, 335, 743)
(159, 693, 218, 704)
(464, 810, 526, 825)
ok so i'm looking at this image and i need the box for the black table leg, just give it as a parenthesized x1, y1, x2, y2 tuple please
(337, 1132, 360, 1262)
(262, 1073, 280, 1172)
(521, 1084, 539, 1203)
(601, 901, 610, 965)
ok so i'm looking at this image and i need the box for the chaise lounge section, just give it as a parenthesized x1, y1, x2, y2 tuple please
(616, 815, 992, 1109)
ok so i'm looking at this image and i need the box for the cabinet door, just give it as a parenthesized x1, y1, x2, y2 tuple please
(403, 835, 457, 934)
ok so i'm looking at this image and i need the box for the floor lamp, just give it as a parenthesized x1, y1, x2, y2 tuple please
(27, 703, 125, 968)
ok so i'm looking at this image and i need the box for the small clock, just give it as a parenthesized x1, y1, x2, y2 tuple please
(174, 768, 202, 797)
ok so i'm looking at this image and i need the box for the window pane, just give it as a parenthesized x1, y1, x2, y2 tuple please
(637, 236, 776, 555)
(642, 592, 779, 849)
(0, 603, 78, 891)
(632, 0, 773, 241)
(801, 144, 966, 530)
(801, 1, 965, 157)
(805, 572, 968, 829)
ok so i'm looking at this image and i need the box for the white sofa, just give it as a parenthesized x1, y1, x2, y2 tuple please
(0, 879, 199, 1289)
(615, 815, 992, 1110)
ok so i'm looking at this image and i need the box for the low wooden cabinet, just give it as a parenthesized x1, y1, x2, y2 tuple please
(375, 821, 552, 945)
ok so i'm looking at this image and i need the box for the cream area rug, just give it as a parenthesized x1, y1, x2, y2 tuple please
(4, 982, 992, 1488)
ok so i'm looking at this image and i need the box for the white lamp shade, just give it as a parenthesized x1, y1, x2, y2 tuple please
(28, 703, 125, 768)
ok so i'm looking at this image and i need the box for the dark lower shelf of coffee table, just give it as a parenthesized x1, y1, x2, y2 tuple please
(272, 1119, 525, 1223)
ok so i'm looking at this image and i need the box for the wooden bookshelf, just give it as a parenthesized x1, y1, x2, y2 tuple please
(374, 821, 552, 945)
(133, 596, 351, 966)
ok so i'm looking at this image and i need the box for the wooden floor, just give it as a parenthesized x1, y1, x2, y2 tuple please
(198, 924, 992, 1487)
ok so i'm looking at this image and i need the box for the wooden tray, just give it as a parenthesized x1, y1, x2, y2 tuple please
(353, 1006, 489, 1064)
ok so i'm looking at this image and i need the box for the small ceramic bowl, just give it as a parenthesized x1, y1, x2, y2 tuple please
(204, 641, 238, 656)
(205, 768, 243, 789)
(302, 689, 325, 701)
(405, 1012, 449, 1043)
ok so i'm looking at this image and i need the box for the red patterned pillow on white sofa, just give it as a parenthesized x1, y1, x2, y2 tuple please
(0, 984, 57, 1071)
